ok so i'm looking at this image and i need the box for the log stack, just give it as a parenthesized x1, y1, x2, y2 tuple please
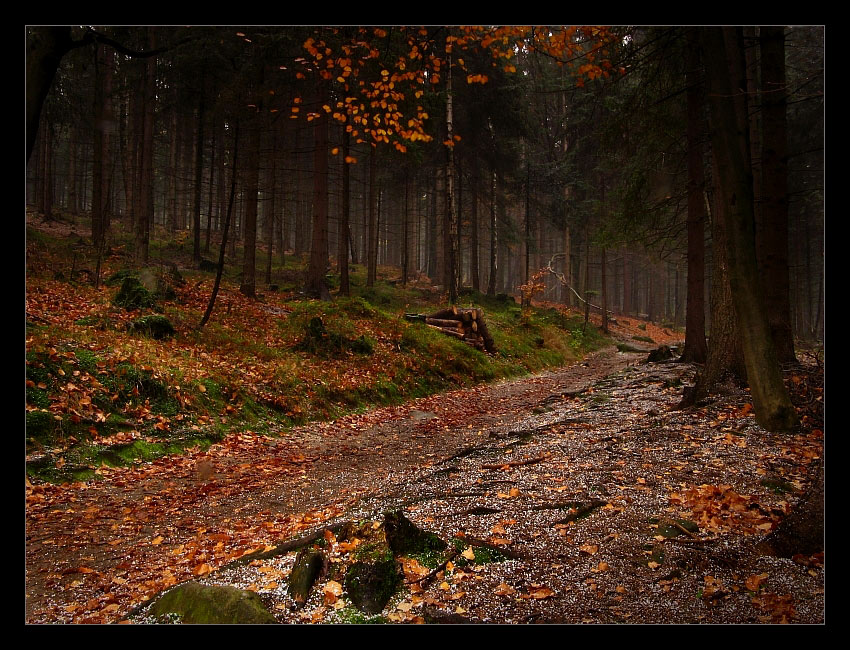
(405, 306, 496, 353)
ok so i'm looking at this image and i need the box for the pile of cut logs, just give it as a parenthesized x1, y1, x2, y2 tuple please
(404, 306, 496, 353)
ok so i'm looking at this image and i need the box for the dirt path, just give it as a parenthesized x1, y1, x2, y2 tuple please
(25, 344, 824, 624)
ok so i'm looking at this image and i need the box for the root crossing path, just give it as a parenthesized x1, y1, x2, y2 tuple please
(25, 345, 825, 624)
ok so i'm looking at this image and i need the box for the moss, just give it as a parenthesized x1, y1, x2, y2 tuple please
(344, 558, 402, 615)
(146, 582, 277, 624)
(112, 276, 156, 310)
(328, 607, 388, 625)
(127, 315, 175, 340)
(451, 539, 507, 565)
(760, 478, 795, 494)
(26, 409, 55, 440)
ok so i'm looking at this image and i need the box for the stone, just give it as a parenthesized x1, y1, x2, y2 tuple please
(146, 582, 277, 624)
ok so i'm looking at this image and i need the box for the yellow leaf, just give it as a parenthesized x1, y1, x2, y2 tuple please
(151, 535, 164, 545)
(193, 563, 212, 576)
(461, 547, 476, 560)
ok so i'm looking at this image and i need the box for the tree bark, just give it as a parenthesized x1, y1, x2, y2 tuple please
(135, 29, 156, 265)
(680, 29, 709, 363)
(305, 81, 331, 300)
(335, 129, 350, 295)
(193, 91, 205, 265)
(759, 26, 796, 364)
(199, 121, 239, 330)
(367, 145, 378, 288)
(26, 27, 73, 164)
(240, 104, 261, 298)
(700, 27, 798, 432)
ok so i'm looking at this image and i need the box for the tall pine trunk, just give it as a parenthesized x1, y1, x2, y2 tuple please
(700, 27, 797, 432)
(759, 27, 796, 363)
(681, 29, 709, 363)
(305, 81, 331, 300)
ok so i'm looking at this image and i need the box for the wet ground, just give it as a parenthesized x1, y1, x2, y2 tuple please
(26, 344, 824, 624)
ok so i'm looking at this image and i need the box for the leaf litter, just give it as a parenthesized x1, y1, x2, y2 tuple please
(26, 344, 824, 624)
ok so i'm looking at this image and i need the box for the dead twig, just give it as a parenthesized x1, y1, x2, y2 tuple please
(481, 455, 549, 470)
(407, 548, 460, 586)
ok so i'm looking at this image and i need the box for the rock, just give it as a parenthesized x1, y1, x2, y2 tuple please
(647, 345, 674, 363)
(199, 258, 219, 272)
(146, 582, 277, 624)
(383, 510, 447, 557)
(127, 315, 175, 340)
(344, 554, 402, 615)
(112, 276, 156, 310)
(409, 410, 436, 422)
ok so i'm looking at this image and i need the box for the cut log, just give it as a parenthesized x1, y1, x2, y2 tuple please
(425, 317, 465, 330)
(476, 317, 496, 353)
(428, 324, 465, 339)
(408, 306, 496, 353)
(429, 308, 460, 320)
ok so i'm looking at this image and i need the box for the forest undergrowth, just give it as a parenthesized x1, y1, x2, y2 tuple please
(25, 212, 822, 624)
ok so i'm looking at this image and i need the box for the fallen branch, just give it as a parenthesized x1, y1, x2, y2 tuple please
(453, 535, 525, 560)
(481, 455, 549, 470)
(407, 548, 460, 586)
(552, 500, 607, 525)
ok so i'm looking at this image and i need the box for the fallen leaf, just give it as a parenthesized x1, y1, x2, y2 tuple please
(745, 573, 769, 592)
(494, 583, 516, 596)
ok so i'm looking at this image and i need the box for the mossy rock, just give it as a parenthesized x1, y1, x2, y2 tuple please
(105, 269, 139, 288)
(647, 345, 674, 363)
(127, 315, 175, 340)
(344, 557, 402, 615)
(295, 317, 373, 358)
(113, 276, 156, 311)
(146, 582, 277, 624)
(383, 510, 447, 557)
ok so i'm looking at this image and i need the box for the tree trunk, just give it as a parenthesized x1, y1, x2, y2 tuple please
(470, 165, 480, 292)
(135, 29, 156, 265)
(486, 167, 497, 296)
(265, 123, 278, 286)
(199, 121, 239, 330)
(759, 26, 796, 364)
(445, 42, 459, 303)
(240, 104, 261, 298)
(338, 128, 351, 296)
(367, 145, 378, 288)
(700, 27, 798, 432)
(193, 91, 205, 265)
(681, 29, 709, 363)
(305, 81, 331, 300)
(755, 461, 823, 557)
(26, 27, 73, 164)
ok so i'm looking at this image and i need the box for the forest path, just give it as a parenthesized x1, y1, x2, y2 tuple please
(26, 342, 824, 624)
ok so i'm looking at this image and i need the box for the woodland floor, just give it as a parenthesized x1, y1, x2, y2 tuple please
(25, 335, 824, 625)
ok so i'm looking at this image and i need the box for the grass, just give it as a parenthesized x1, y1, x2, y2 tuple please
(26, 215, 611, 483)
